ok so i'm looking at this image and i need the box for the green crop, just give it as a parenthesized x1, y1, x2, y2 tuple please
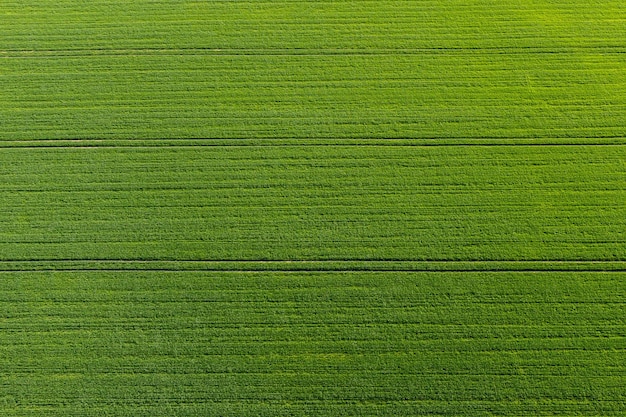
(1, 0, 625, 142)
(0, 0, 624, 415)
(0, 270, 624, 416)
(0, 145, 624, 262)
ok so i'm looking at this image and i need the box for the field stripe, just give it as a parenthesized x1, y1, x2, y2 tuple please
(0, 145, 623, 262)
(3, 46, 626, 56)
(2, 138, 626, 148)
(0, 260, 624, 273)
(0, 270, 624, 414)
(3, 48, 624, 142)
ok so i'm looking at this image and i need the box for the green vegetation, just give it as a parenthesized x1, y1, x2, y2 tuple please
(0, 145, 624, 262)
(1, 0, 625, 141)
(0, 0, 625, 415)
(1, 270, 625, 416)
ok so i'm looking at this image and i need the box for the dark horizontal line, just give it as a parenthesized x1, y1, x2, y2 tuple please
(0, 259, 622, 263)
(5, 136, 626, 141)
(0, 259, 623, 273)
(2, 46, 625, 57)
(1, 299, 622, 305)
(3, 370, 623, 377)
(0, 269, 624, 273)
(0, 137, 625, 149)
(0, 143, 620, 150)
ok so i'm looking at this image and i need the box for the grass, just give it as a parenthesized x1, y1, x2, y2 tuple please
(1, 0, 625, 415)
(1, 1, 625, 141)
(0, 145, 624, 261)
(0, 270, 624, 416)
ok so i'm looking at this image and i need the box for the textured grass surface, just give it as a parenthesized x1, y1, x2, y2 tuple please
(0, 145, 624, 261)
(2, 52, 626, 141)
(1, 270, 625, 416)
(1, 0, 625, 415)
(1, 0, 625, 141)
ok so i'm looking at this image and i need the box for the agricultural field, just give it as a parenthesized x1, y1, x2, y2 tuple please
(0, 0, 625, 416)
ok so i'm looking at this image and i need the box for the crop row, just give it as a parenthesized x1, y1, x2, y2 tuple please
(0, 270, 624, 415)
(0, 145, 623, 261)
(2, 52, 624, 141)
(1, 0, 624, 51)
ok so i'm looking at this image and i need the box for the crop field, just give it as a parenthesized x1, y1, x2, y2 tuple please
(0, 0, 625, 416)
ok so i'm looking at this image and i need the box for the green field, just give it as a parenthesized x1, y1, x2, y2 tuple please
(1, 0, 625, 416)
